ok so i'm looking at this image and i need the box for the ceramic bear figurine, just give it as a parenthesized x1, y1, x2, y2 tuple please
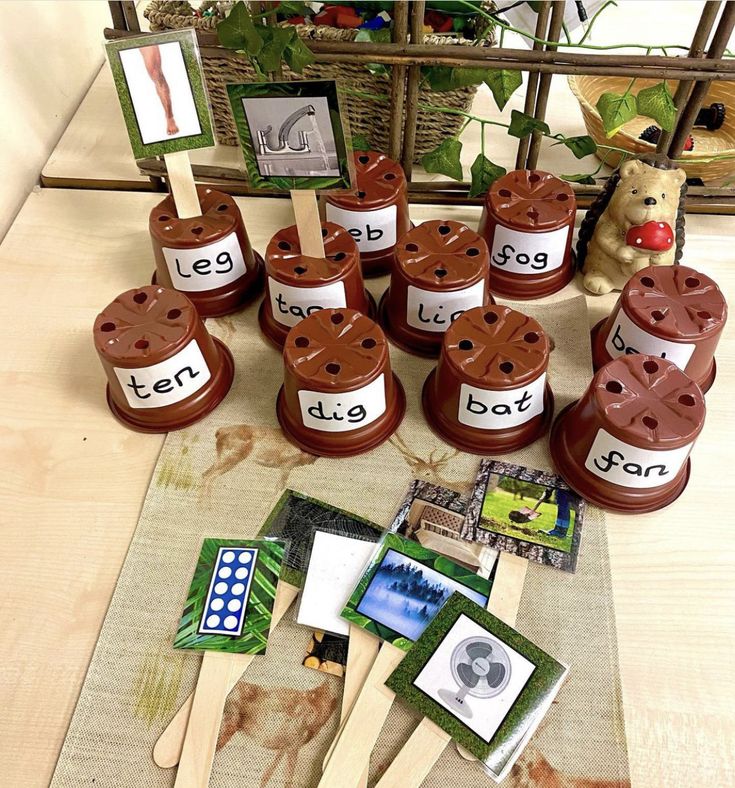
(576, 156, 687, 294)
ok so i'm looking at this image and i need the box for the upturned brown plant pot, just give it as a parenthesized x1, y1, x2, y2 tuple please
(258, 221, 375, 349)
(149, 186, 264, 317)
(322, 151, 411, 277)
(422, 305, 553, 454)
(93, 286, 234, 433)
(478, 169, 576, 299)
(379, 220, 493, 358)
(550, 354, 706, 513)
(276, 308, 405, 457)
(590, 264, 727, 393)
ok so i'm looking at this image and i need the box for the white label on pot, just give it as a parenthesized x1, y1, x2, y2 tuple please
(458, 373, 546, 430)
(406, 280, 486, 333)
(162, 232, 248, 292)
(326, 204, 397, 253)
(114, 340, 211, 409)
(584, 428, 693, 489)
(269, 278, 347, 328)
(604, 309, 696, 370)
(490, 224, 569, 274)
(298, 374, 386, 433)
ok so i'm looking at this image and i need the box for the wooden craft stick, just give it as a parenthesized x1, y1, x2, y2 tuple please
(153, 582, 299, 769)
(290, 189, 325, 258)
(318, 642, 404, 788)
(164, 150, 201, 219)
(487, 551, 528, 627)
(342, 625, 380, 722)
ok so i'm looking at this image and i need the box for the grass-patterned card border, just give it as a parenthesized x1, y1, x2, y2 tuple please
(385, 592, 568, 771)
(340, 532, 493, 652)
(226, 79, 355, 192)
(106, 29, 214, 159)
(174, 538, 284, 654)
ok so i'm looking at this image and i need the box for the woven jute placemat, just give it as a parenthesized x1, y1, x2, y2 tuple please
(51, 292, 629, 787)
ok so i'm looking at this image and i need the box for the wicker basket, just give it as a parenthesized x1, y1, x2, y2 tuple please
(144, 1, 496, 159)
(568, 75, 735, 183)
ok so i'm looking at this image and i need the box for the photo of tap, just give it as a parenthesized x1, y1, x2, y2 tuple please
(258, 104, 316, 156)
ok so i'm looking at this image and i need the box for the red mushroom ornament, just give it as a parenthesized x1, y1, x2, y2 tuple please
(625, 221, 674, 253)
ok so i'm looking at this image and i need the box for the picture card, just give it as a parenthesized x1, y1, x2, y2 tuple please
(106, 30, 214, 159)
(385, 592, 568, 780)
(297, 531, 378, 636)
(462, 461, 585, 573)
(340, 532, 493, 651)
(257, 489, 381, 588)
(303, 629, 348, 677)
(174, 538, 285, 655)
(226, 80, 354, 191)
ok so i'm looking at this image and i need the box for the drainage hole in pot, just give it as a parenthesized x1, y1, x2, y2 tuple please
(642, 416, 658, 430)
(606, 381, 623, 394)
(361, 337, 376, 349)
(191, 226, 204, 236)
(133, 292, 147, 304)
(466, 247, 480, 257)
(331, 312, 344, 325)
(158, 215, 170, 222)
(679, 393, 696, 406)
(358, 154, 370, 164)
(384, 172, 396, 180)
(527, 208, 540, 221)
(217, 204, 228, 212)
(650, 310, 667, 322)
(295, 336, 309, 348)
(685, 277, 700, 288)
(100, 322, 116, 332)
(640, 276, 655, 287)
(294, 266, 307, 275)
(499, 361, 514, 374)
(333, 252, 346, 262)
(697, 310, 711, 319)
(556, 193, 569, 201)
(643, 360, 659, 374)
(321, 227, 328, 237)
(326, 362, 341, 374)
(484, 311, 498, 324)
(135, 339, 149, 350)
(524, 332, 539, 344)
(405, 243, 418, 252)
(499, 188, 511, 197)
(529, 173, 540, 183)
(438, 224, 451, 235)
(167, 309, 181, 320)
(459, 339, 473, 351)
(435, 268, 447, 278)
(357, 191, 366, 199)
(278, 241, 291, 251)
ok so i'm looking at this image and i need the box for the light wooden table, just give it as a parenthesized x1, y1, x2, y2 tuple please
(0, 188, 733, 788)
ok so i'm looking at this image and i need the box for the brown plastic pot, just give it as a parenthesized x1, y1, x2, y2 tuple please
(591, 264, 727, 393)
(322, 151, 410, 277)
(550, 354, 705, 513)
(258, 221, 375, 348)
(276, 308, 405, 457)
(149, 186, 264, 318)
(379, 220, 493, 358)
(478, 169, 576, 299)
(422, 305, 553, 454)
(93, 285, 234, 433)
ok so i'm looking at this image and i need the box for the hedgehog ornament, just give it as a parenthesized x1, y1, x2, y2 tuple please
(577, 156, 687, 294)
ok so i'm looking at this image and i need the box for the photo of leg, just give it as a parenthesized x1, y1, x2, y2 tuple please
(140, 45, 179, 136)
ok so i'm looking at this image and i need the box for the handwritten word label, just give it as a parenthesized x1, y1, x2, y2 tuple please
(407, 280, 485, 333)
(458, 374, 546, 430)
(490, 224, 569, 275)
(584, 428, 692, 489)
(162, 232, 248, 292)
(604, 309, 695, 370)
(114, 340, 211, 409)
(326, 204, 397, 253)
(269, 279, 347, 328)
(298, 374, 386, 432)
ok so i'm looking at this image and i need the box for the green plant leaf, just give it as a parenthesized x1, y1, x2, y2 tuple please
(469, 153, 506, 197)
(424, 66, 486, 92)
(636, 82, 676, 132)
(561, 172, 596, 184)
(355, 28, 392, 44)
(351, 133, 372, 151)
(596, 91, 637, 138)
(257, 26, 295, 72)
(422, 138, 463, 181)
(283, 33, 314, 72)
(274, 1, 311, 17)
(558, 134, 597, 159)
(484, 69, 522, 111)
(507, 109, 550, 139)
(217, 1, 263, 55)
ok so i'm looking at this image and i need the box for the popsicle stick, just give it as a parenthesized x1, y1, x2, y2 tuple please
(153, 582, 299, 768)
(173, 649, 235, 788)
(487, 551, 528, 627)
(318, 642, 404, 788)
(164, 150, 201, 219)
(290, 189, 325, 258)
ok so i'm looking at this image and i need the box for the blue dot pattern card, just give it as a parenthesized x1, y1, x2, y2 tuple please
(174, 538, 285, 654)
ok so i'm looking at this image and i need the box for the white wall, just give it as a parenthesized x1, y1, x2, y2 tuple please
(0, 1, 110, 240)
